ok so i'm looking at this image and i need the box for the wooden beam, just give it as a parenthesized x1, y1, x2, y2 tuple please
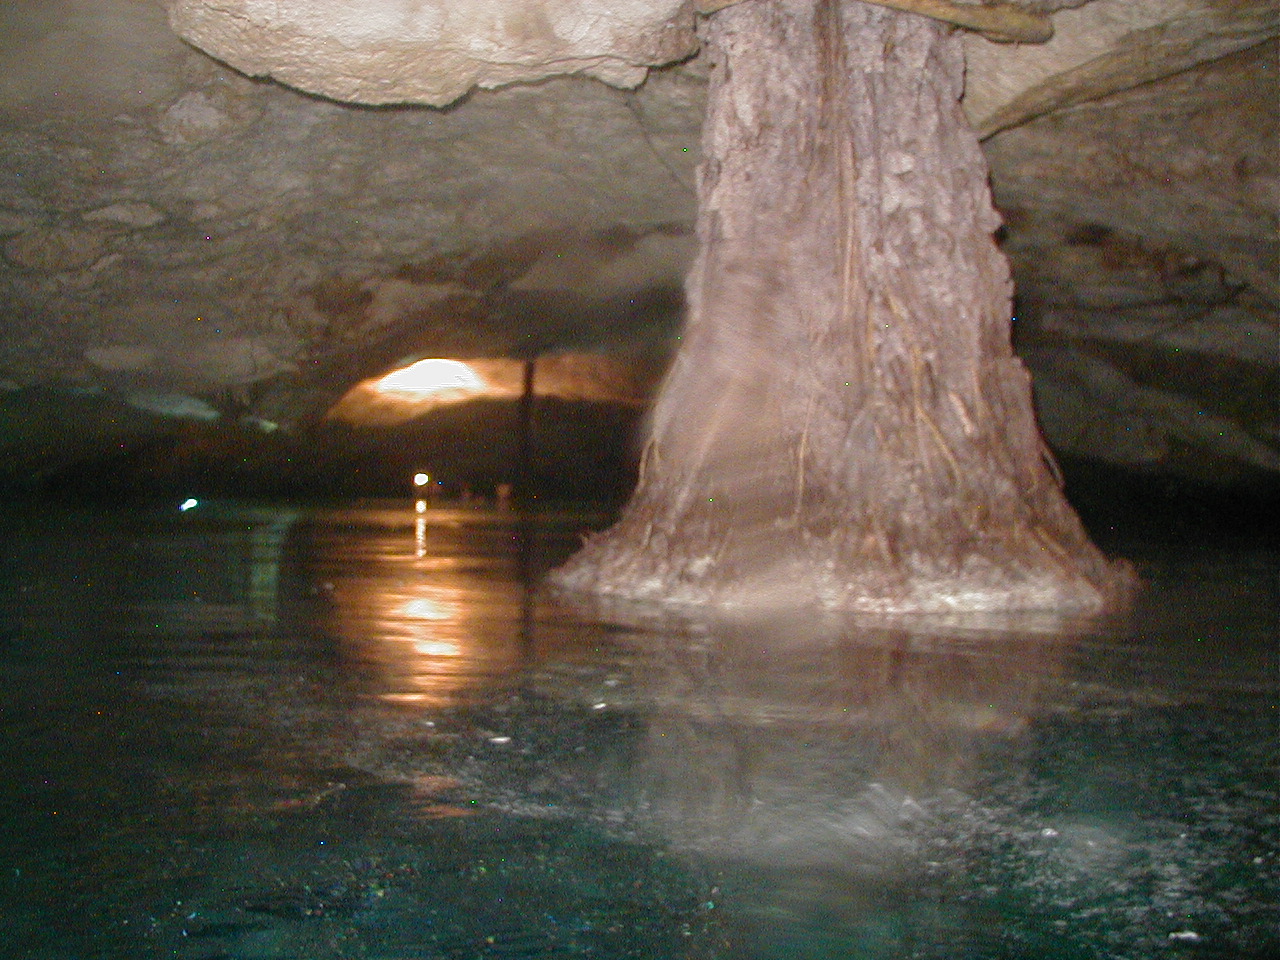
(694, 0, 1055, 44)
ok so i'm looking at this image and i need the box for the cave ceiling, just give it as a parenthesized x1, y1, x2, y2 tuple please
(0, 0, 1276, 487)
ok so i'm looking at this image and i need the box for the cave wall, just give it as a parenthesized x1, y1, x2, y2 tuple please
(0, 0, 1275, 494)
(993, 39, 1278, 484)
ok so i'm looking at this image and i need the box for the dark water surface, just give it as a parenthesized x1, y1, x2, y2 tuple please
(0, 501, 1275, 959)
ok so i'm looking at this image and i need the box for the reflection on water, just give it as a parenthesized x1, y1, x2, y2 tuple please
(288, 506, 541, 709)
(0, 501, 1275, 959)
(549, 617, 1275, 959)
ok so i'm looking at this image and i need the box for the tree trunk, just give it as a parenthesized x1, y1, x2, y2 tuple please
(551, 0, 1131, 613)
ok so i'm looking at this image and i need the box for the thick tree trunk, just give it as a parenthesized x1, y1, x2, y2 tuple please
(552, 0, 1131, 613)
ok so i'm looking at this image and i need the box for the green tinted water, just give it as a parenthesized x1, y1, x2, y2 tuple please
(0, 502, 1274, 959)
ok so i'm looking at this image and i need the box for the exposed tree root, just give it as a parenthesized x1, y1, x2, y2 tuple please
(551, 0, 1133, 615)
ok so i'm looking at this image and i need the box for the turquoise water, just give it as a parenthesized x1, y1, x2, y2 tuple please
(0, 501, 1275, 959)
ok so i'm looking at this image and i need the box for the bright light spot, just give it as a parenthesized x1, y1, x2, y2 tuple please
(413, 472, 430, 487)
(402, 597, 453, 620)
(413, 639, 461, 657)
(375, 359, 486, 401)
(380, 692, 430, 704)
(179, 498, 198, 512)
(415, 499, 427, 514)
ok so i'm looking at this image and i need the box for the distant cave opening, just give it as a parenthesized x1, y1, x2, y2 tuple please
(552, 0, 1132, 612)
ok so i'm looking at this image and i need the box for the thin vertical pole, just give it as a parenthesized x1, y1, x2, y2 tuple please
(515, 358, 537, 647)
(515, 358, 536, 504)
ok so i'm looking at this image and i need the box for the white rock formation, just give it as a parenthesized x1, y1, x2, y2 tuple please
(166, 0, 700, 105)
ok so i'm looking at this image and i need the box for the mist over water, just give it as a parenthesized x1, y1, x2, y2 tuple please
(0, 500, 1275, 959)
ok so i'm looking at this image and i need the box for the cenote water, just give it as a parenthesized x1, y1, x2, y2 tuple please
(0, 499, 1275, 959)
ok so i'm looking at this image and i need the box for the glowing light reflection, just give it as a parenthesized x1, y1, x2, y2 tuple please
(413, 639, 461, 657)
(312, 506, 530, 709)
(402, 596, 454, 620)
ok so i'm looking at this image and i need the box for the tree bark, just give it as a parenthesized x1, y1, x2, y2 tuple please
(551, 0, 1132, 613)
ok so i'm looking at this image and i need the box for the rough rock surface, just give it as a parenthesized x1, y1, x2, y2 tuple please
(166, 0, 700, 106)
(993, 39, 1279, 482)
(0, 0, 1275, 492)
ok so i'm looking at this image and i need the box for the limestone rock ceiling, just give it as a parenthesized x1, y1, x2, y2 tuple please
(0, 0, 1276, 490)
(166, 0, 700, 107)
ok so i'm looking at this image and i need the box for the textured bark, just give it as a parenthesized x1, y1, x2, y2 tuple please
(552, 0, 1132, 613)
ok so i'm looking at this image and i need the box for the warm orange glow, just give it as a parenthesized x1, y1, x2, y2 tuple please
(375, 358, 487, 400)
(325, 353, 659, 426)
(307, 507, 532, 709)
(401, 596, 454, 621)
